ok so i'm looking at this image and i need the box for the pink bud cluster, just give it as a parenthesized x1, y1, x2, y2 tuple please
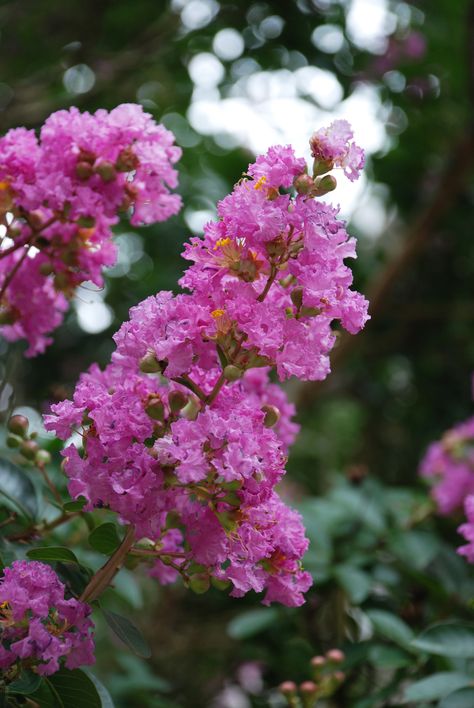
(419, 415, 474, 561)
(0, 560, 94, 676)
(0, 104, 181, 356)
(46, 125, 368, 607)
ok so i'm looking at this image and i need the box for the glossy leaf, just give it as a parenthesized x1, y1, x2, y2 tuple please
(227, 608, 279, 640)
(411, 623, 474, 658)
(27, 546, 79, 564)
(403, 672, 472, 703)
(0, 457, 38, 519)
(89, 523, 121, 555)
(103, 609, 151, 658)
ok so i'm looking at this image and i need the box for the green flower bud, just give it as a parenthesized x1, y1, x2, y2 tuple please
(6, 434, 21, 448)
(20, 439, 39, 460)
(139, 352, 161, 373)
(290, 286, 304, 309)
(8, 415, 29, 437)
(75, 161, 94, 180)
(188, 573, 210, 594)
(223, 364, 243, 381)
(35, 449, 52, 466)
(95, 161, 116, 182)
(168, 390, 188, 414)
(145, 396, 165, 421)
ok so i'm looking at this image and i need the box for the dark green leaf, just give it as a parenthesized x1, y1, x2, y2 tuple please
(30, 669, 103, 708)
(403, 672, 472, 703)
(8, 670, 42, 695)
(334, 564, 371, 603)
(89, 523, 121, 555)
(227, 608, 279, 640)
(0, 457, 38, 519)
(366, 609, 415, 649)
(367, 644, 411, 669)
(63, 497, 87, 512)
(388, 530, 440, 570)
(103, 609, 151, 658)
(27, 547, 79, 564)
(411, 623, 474, 658)
(55, 561, 92, 597)
(84, 672, 115, 708)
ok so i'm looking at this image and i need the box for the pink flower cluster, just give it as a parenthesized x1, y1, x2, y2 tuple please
(419, 415, 474, 561)
(46, 125, 368, 607)
(0, 104, 181, 356)
(0, 560, 94, 676)
(309, 120, 365, 182)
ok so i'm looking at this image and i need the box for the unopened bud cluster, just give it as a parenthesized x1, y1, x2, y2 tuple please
(279, 649, 346, 707)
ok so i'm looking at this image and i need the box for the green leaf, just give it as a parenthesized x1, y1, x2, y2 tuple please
(102, 609, 151, 658)
(411, 623, 474, 658)
(84, 672, 115, 708)
(366, 609, 414, 649)
(403, 672, 473, 703)
(439, 688, 474, 707)
(367, 644, 411, 669)
(89, 523, 121, 555)
(27, 547, 79, 564)
(388, 530, 440, 570)
(227, 608, 279, 640)
(0, 457, 38, 519)
(55, 561, 92, 597)
(63, 497, 87, 512)
(334, 564, 371, 603)
(30, 668, 103, 707)
(8, 670, 42, 695)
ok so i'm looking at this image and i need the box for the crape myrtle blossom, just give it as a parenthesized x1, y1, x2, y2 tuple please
(419, 410, 474, 563)
(0, 103, 181, 356)
(0, 560, 94, 676)
(46, 123, 368, 608)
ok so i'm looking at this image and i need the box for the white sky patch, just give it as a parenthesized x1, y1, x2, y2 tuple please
(74, 282, 113, 334)
(346, 0, 396, 53)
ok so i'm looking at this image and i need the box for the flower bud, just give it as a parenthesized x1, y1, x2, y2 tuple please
(311, 155, 333, 176)
(139, 352, 161, 374)
(313, 175, 337, 196)
(334, 671, 345, 683)
(290, 286, 304, 309)
(262, 404, 280, 428)
(35, 449, 52, 466)
(28, 211, 44, 231)
(6, 435, 21, 448)
(181, 397, 200, 421)
(310, 655, 326, 669)
(211, 576, 231, 591)
(223, 364, 244, 381)
(145, 396, 165, 421)
(326, 649, 345, 663)
(95, 161, 116, 182)
(39, 262, 54, 276)
(168, 390, 188, 414)
(188, 573, 210, 594)
(75, 161, 94, 180)
(294, 173, 315, 195)
(20, 439, 39, 461)
(0, 309, 16, 325)
(279, 681, 297, 696)
(116, 147, 140, 172)
(8, 415, 29, 437)
(300, 681, 318, 694)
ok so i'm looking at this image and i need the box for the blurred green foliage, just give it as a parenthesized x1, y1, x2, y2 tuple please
(1, 0, 474, 705)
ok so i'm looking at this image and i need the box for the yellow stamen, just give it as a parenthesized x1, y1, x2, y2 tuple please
(254, 175, 267, 191)
(213, 238, 231, 250)
(211, 309, 225, 319)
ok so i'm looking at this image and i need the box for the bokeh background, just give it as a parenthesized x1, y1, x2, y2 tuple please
(1, 0, 474, 705)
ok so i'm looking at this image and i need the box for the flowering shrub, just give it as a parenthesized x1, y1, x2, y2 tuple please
(0, 104, 181, 355)
(0, 112, 370, 702)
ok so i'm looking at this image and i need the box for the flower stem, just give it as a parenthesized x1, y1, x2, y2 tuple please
(80, 525, 135, 603)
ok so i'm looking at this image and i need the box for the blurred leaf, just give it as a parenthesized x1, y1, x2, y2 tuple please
(0, 457, 38, 519)
(103, 609, 151, 658)
(84, 671, 115, 708)
(334, 564, 371, 603)
(411, 623, 474, 658)
(366, 609, 415, 649)
(227, 608, 279, 640)
(367, 644, 412, 669)
(63, 497, 87, 512)
(439, 688, 474, 707)
(55, 561, 92, 597)
(403, 672, 472, 703)
(388, 530, 440, 570)
(89, 523, 121, 555)
(27, 547, 79, 564)
(8, 670, 42, 695)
